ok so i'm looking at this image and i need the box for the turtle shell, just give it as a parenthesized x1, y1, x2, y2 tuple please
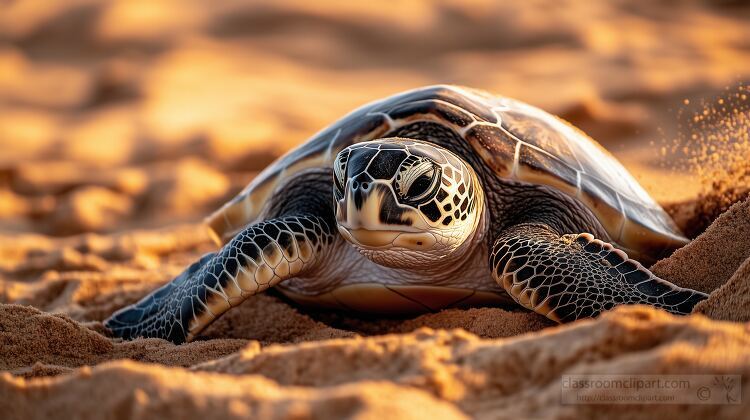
(206, 85, 687, 261)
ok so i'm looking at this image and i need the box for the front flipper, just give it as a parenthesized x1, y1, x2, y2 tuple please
(490, 223, 708, 322)
(105, 215, 335, 343)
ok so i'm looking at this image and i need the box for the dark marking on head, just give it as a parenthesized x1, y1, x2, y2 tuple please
(379, 199, 412, 226)
(419, 201, 442, 222)
(436, 188, 448, 202)
(352, 189, 365, 209)
(367, 149, 408, 179)
(348, 147, 379, 176)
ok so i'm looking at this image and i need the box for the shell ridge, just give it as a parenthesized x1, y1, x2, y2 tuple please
(206, 85, 687, 254)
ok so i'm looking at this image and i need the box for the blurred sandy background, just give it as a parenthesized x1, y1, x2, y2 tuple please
(1, 1, 750, 418)
(1, 0, 749, 236)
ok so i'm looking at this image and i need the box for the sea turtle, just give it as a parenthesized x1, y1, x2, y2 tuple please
(106, 85, 708, 344)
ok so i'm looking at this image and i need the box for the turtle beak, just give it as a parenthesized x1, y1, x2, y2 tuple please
(339, 228, 402, 248)
(336, 182, 424, 248)
(337, 182, 396, 231)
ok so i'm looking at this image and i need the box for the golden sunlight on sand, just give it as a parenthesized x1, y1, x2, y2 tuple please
(0, 1, 749, 418)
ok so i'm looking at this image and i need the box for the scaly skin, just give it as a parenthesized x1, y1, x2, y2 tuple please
(490, 223, 708, 322)
(106, 215, 335, 343)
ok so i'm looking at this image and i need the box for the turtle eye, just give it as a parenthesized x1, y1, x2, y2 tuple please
(406, 168, 437, 199)
(396, 156, 440, 204)
(333, 150, 349, 198)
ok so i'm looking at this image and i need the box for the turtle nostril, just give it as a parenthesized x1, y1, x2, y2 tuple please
(362, 182, 369, 190)
(352, 181, 359, 189)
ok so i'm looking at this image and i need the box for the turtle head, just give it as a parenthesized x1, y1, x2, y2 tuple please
(333, 138, 485, 269)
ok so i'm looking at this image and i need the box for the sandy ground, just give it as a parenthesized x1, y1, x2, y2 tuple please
(1, 0, 750, 418)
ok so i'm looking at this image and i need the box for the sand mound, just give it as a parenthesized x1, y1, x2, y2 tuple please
(1, 307, 746, 419)
(695, 256, 750, 322)
(307, 305, 554, 339)
(0, 361, 467, 420)
(653, 198, 750, 294)
(0, 304, 247, 375)
(202, 307, 750, 420)
(199, 293, 357, 344)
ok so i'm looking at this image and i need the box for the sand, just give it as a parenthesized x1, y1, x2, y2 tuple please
(1, 0, 750, 418)
(2, 307, 748, 419)
(654, 199, 750, 294)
